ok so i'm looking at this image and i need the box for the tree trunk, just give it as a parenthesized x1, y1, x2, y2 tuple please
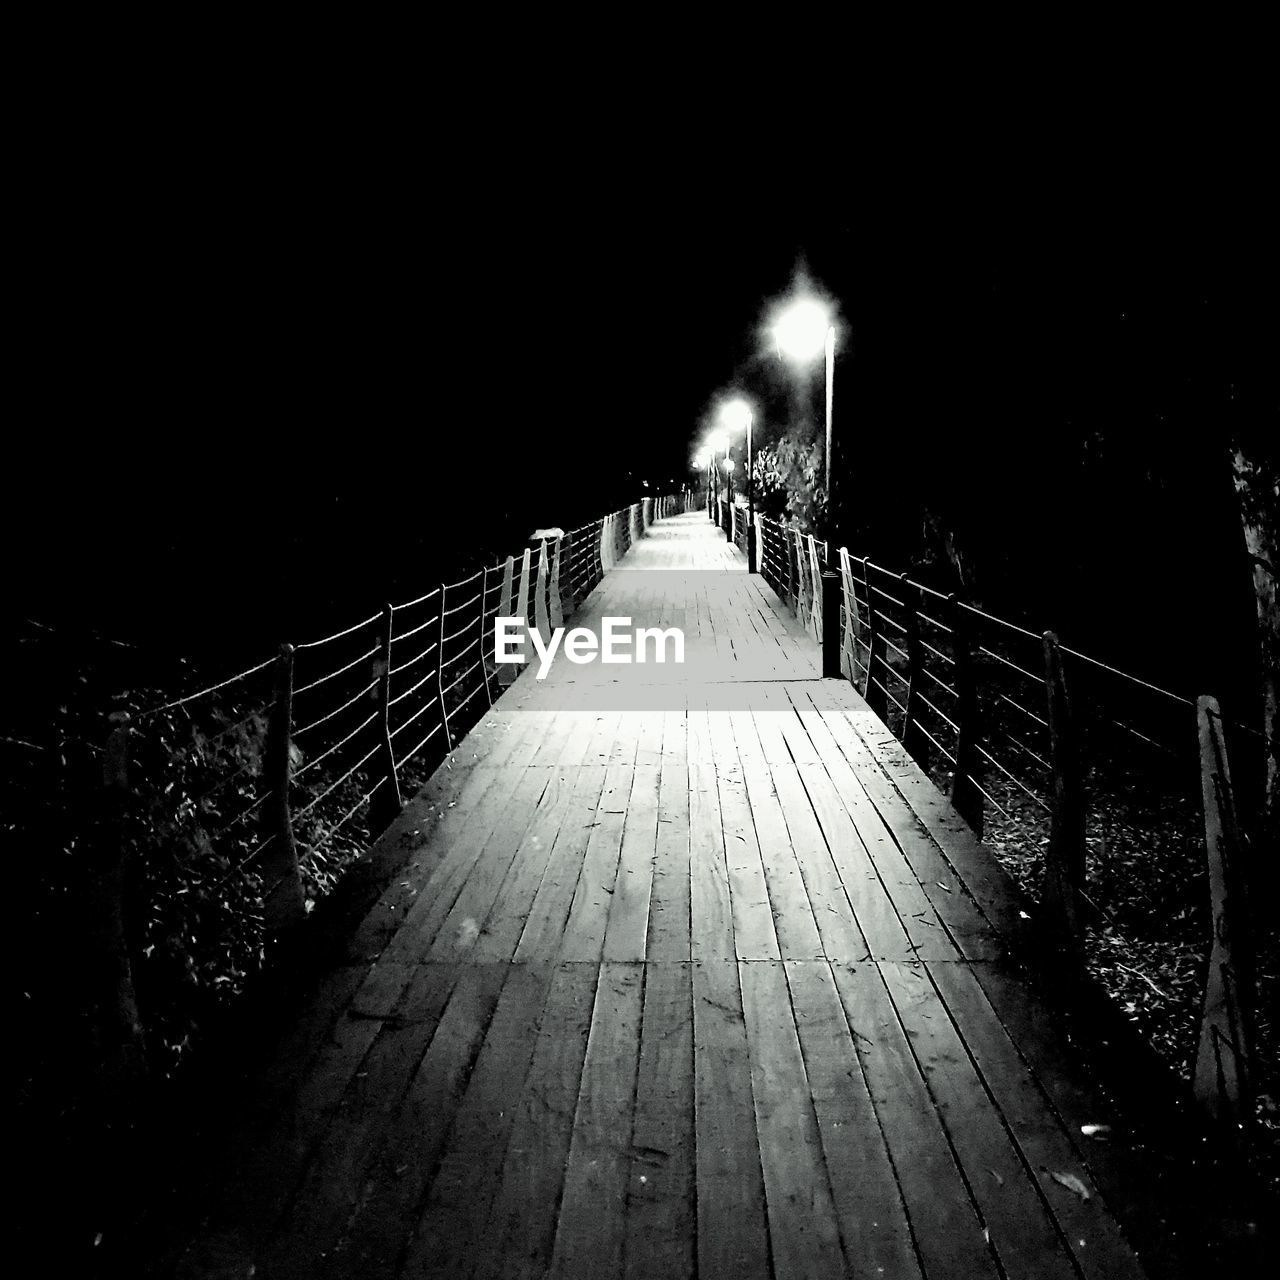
(1231, 446, 1279, 854)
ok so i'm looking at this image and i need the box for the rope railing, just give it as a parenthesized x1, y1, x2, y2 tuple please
(752, 509, 1261, 1132)
(73, 492, 678, 1080)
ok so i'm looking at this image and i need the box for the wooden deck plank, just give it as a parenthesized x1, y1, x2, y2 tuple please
(512, 766, 609, 961)
(830, 962, 1002, 1280)
(472, 766, 582, 960)
(603, 764, 661, 962)
(926, 958, 1148, 1279)
(262, 962, 464, 1280)
(646, 756, 692, 961)
(470, 963, 600, 1280)
(769, 758, 870, 961)
(428, 766, 553, 960)
(550, 962, 646, 1278)
(739, 760, 826, 961)
(623, 961, 695, 1280)
(739, 960, 846, 1277)
(715, 766, 782, 961)
(394, 963, 555, 1279)
(560, 764, 633, 962)
(692, 960, 771, 1280)
(785, 960, 924, 1279)
(876, 959, 1078, 1280)
(689, 760, 734, 962)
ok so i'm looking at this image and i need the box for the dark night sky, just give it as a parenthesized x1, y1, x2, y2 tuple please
(6, 114, 1276, 663)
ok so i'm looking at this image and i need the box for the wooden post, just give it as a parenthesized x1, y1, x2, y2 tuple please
(262, 644, 305, 942)
(949, 596, 984, 837)
(90, 714, 148, 1090)
(1194, 695, 1255, 1132)
(437, 591, 454, 753)
(862, 559, 889, 719)
(1039, 631, 1085, 973)
(821, 571, 841, 678)
(901, 574, 929, 768)
(371, 605, 402, 830)
(479, 565, 494, 706)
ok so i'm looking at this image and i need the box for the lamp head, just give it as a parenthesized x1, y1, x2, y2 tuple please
(771, 296, 833, 363)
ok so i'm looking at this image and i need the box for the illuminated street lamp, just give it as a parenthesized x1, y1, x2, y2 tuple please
(772, 294, 837, 522)
(717, 396, 756, 572)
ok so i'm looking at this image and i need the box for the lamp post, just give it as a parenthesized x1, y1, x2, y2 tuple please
(717, 396, 756, 572)
(693, 448, 710, 517)
(772, 295, 837, 531)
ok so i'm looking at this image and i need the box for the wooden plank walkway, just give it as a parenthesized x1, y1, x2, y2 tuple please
(166, 511, 1152, 1280)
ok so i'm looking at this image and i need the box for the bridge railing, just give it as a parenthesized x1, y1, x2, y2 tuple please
(72, 494, 683, 1073)
(753, 512, 1260, 1135)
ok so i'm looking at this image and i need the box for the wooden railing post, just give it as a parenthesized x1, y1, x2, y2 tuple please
(90, 714, 148, 1089)
(901, 574, 929, 768)
(262, 644, 305, 943)
(949, 596, 984, 837)
(371, 605, 402, 831)
(861, 558, 889, 719)
(821, 570, 842, 678)
(1194, 694, 1255, 1133)
(1039, 631, 1085, 972)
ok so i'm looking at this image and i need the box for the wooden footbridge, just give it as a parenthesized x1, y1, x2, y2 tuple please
(144, 511, 1182, 1279)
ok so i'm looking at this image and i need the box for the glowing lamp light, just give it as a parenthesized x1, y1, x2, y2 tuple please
(708, 432, 730, 455)
(693, 449, 709, 469)
(772, 297, 832, 363)
(722, 458, 736, 473)
(717, 397, 752, 433)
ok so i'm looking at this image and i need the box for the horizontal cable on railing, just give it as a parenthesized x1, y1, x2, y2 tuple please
(920, 664, 957, 699)
(442, 617, 480, 647)
(1059, 644, 1196, 708)
(447, 678, 486, 718)
(441, 659, 483, 699)
(1002, 728, 1051, 773)
(444, 568, 484, 591)
(390, 643, 438, 680)
(441, 590, 482, 620)
(884, 635, 910, 663)
(295, 612, 381, 651)
(293, 744, 381, 821)
(396, 586, 441, 611)
(310, 777, 387, 850)
(965, 772, 1013, 822)
(915, 719, 958, 765)
(293, 682, 377, 737)
(974, 743, 1050, 810)
(389, 667, 439, 709)
(870, 583, 905, 610)
(294, 646, 380, 697)
(137, 654, 277, 719)
(394, 721, 443, 771)
(997, 692, 1047, 730)
(389, 692, 443, 740)
(873, 678, 908, 717)
(956, 601, 1042, 643)
(875, 651, 910, 687)
(916, 610, 952, 634)
(918, 691, 960, 734)
(920, 639, 955, 668)
(977, 645, 1041, 686)
(441, 636, 481, 667)
(293, 712, 379, 781)
(392, 615, 438, 646)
